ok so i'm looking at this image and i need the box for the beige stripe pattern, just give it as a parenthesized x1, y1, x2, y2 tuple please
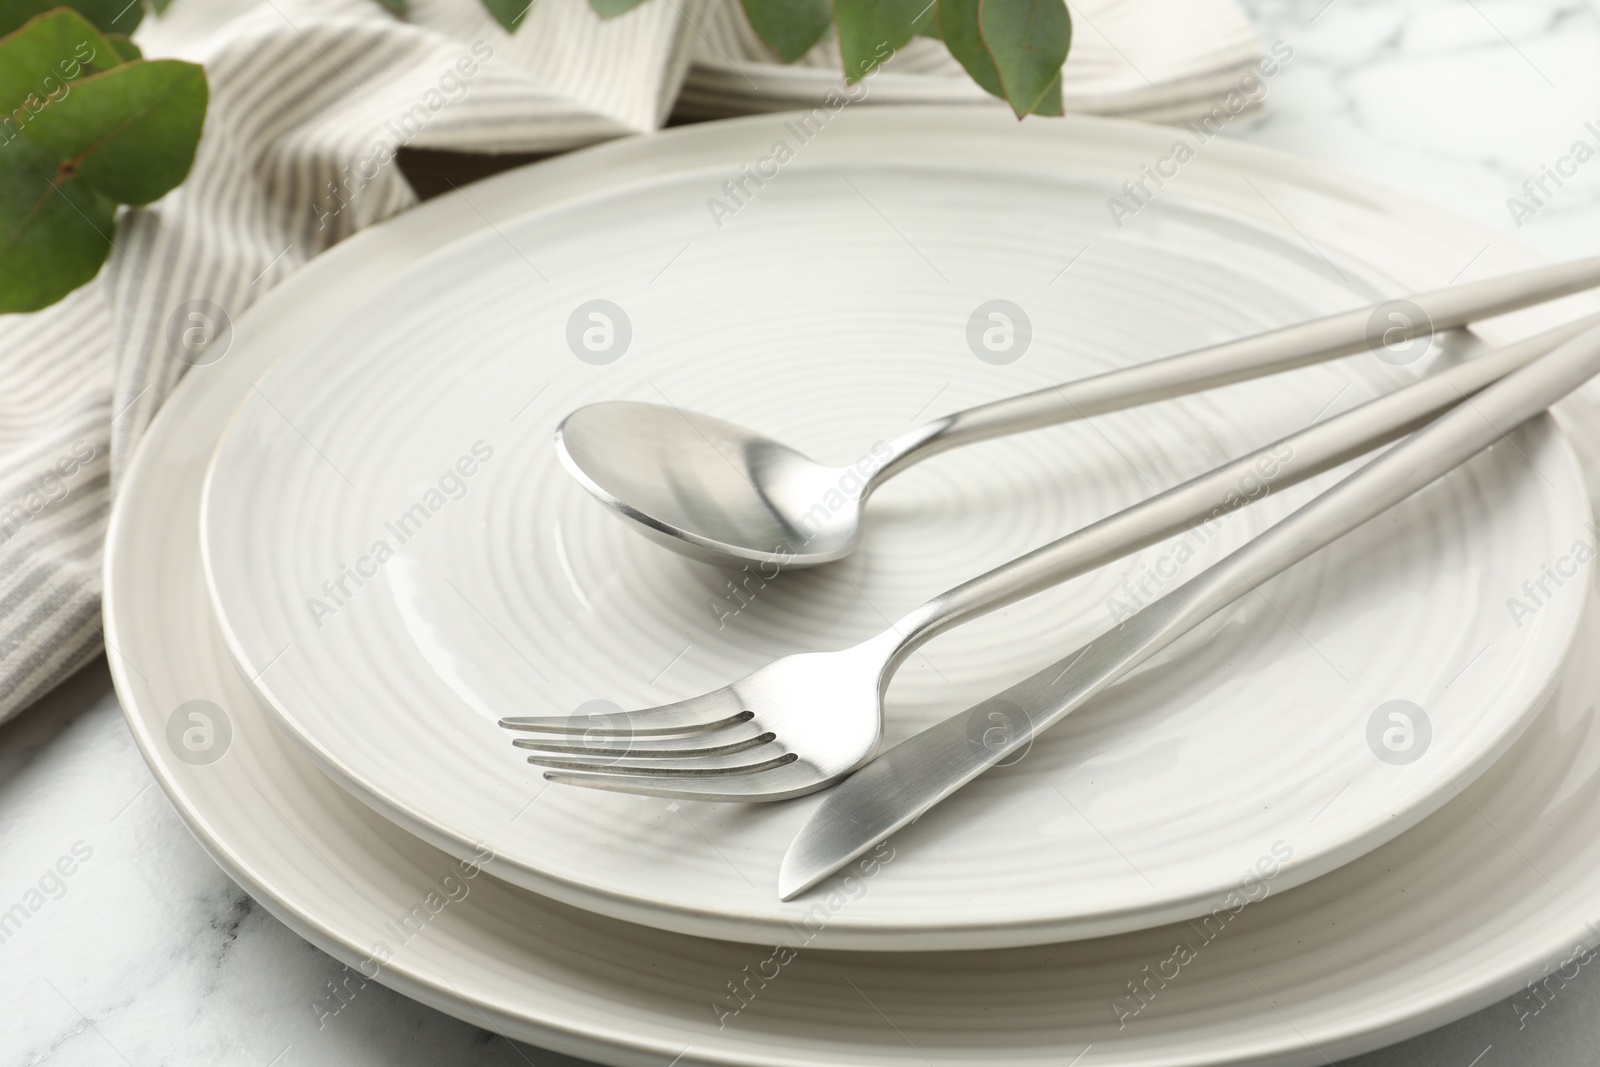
(0, 0, 700, 722)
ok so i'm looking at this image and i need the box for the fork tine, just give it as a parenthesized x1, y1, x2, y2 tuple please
(525, 747, 797, 777)
(498, 688, 745, 737)
(541, 756, 827, 803)
(512, 727, 774, 759)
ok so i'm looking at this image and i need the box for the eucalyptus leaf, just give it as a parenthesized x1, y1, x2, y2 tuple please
(1026, 68, 1061, 115)
(0, 0, 141, 38)
(482, 0, 538, 30)
(0, 40, 206, 314)
(373, 0, 405, 13)
(0, 134, 116, 313)
(936, 0, 1002, 99)
(833, 0, 926, 81)
(589, 0, 649, 17)
(0, 8, 125, 114)
(978, 0, 1070, 117)
(911, 0, 937, 38)
(739, 0, 829, 63)
(104, 30, 138, 60)
(24, 58, 208, 204)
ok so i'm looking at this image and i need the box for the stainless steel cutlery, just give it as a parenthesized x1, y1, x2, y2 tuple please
(523, 255, 1600, 901)
(505, 314, 1600, 810)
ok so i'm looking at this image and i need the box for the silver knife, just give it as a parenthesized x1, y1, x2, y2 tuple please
(780, 319, 1600, 901)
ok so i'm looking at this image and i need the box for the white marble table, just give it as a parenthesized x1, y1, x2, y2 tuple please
(6, 1, 1600, 1063)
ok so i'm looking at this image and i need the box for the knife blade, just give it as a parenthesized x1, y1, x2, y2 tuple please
(779, 592, 1190, 901)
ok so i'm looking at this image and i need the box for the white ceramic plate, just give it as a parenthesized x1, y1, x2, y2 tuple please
(676, 0, 1266, 125)
(109, 109, 1600, 1067)
(200, 112, 1586, 950)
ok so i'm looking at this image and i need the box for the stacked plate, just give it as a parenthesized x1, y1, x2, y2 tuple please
(107, 109, 1600, 1066)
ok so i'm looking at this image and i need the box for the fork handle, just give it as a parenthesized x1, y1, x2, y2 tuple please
(880, 313, 1600, 672)
(868, 256, 1600, 490)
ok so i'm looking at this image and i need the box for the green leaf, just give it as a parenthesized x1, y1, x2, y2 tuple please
(0, 16, 207, 314)
(1026, 68, 1061, 115)
(588, 0, 649, 17)
(104, 31, 139, 60)
(373, 0, 405, 13)
(482, 0, 539, 29)
(0, 134, 116, 313)
(0, 0, 142, 38)
(740, 0, 830, 62)
(936, 0, 1002, 99)
(978, 0, 1070, 117)
(911, 0, 938, 37)
(833, 0, 926, 81)
(0, 8, 126, 113)
(23, 58, 208, 205)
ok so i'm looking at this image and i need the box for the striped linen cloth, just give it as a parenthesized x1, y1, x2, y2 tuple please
(0, 0, 1264, 723)
(0, 0, 701, 720)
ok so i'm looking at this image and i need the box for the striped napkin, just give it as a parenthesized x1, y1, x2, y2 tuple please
(0, 0, 701, 719)
(0, 0, 1263, 723)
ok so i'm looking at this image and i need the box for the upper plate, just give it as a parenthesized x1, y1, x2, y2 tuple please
(199, 112, 1590, 950)
(110, 109, 1600, 1066)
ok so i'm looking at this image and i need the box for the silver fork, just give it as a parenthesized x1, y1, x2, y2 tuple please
(499, 317, 1600, 801)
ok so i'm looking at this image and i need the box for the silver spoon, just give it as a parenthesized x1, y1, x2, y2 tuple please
(557, 258, 1600, 568)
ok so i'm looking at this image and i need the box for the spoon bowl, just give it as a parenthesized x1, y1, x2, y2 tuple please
(556, 401, 864, 566)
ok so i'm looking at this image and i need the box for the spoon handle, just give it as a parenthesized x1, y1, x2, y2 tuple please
(868, 257, 1600, 490)
(879, 313, 1600, 669)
